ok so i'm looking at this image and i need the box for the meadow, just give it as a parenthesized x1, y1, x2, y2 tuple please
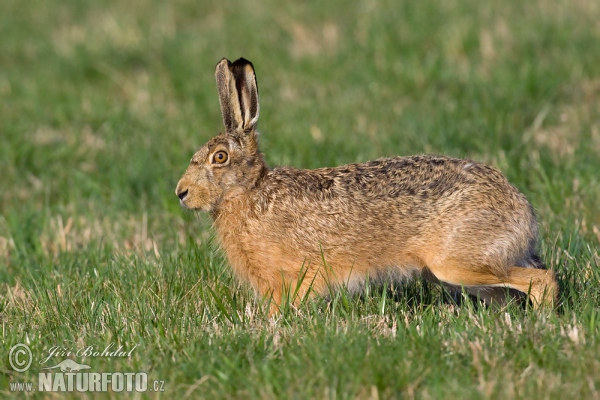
(1, 0, 599, 398)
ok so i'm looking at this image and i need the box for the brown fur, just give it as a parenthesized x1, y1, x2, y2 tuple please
(176, 58, 558, 314)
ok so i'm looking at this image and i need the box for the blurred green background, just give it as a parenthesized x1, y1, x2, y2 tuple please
(1, 0, 599, 398)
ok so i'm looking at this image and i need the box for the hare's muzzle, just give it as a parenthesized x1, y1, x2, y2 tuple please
(175, 181, 189, 207)
(177, 188, 188, 200)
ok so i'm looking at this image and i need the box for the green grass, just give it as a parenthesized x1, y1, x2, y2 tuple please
(1, 0, 599, 398)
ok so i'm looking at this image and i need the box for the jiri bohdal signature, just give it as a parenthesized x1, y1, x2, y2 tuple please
(40, 343, 138, 365)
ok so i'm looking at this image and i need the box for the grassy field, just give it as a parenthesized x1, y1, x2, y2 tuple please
(1, 0, 599, 398)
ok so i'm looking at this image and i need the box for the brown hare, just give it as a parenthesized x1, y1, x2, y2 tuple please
(176, 57, 558, 314)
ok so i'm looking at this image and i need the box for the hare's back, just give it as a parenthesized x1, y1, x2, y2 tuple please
(264, 155, 524, 207)
(259, 155, 535, 239)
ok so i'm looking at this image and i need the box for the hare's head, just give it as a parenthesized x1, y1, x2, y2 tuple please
(176, 58, 265, 211)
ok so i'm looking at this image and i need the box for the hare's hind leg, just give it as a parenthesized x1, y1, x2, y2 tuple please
(423, 268, 502, 305)
(504, 266, 558, 308)
(426, 263, 557, 309)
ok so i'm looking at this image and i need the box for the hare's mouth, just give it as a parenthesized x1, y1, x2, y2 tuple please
(177, 191, 212, 211)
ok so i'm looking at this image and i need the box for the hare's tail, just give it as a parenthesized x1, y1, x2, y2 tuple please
(528, 254, 547, 269)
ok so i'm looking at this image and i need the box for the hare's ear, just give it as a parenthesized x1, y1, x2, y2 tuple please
(215, 58, 260, 135)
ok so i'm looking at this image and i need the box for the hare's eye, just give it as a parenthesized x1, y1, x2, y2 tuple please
(213, 151, 229, 164)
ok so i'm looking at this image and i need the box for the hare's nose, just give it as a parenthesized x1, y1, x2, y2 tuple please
(177, 188, 188, 200)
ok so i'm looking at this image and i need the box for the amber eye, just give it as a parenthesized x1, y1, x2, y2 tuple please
(213, 150, 229, 164)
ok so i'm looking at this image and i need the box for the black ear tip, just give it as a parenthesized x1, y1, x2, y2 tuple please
(232, 57, 254, 69)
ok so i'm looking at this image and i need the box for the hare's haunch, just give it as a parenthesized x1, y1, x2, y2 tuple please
(176, 58, 557, 313)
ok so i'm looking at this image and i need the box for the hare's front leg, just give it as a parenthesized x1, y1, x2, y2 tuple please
(257, 282, 310, 317)
(249, 277, 282, 317)
(254, 267, 324, 317)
